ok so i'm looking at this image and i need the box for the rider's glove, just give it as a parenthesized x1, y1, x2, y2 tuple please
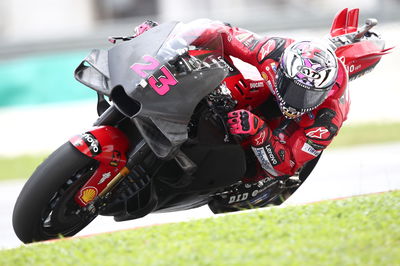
(133, 20, 159, 37)
(227, 110, 265, 136)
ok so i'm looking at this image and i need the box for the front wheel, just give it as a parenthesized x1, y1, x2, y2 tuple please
(13, 142, 98, 243)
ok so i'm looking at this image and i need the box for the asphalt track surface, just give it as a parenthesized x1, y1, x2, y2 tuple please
(1, 142, 399, 249)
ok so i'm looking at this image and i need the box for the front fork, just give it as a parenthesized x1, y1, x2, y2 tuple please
(69, 125, 132, 207)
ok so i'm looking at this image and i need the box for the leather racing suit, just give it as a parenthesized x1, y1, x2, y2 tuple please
(196, 21, 350, 179)
(135, 20, 350, 180)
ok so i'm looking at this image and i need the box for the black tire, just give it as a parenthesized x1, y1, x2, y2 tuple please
(12, 142, 98, 243)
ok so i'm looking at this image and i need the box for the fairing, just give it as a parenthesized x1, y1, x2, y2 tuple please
(329, 8, 393, 80)
(75, 49, 110, 95)
(69, 126, 130, 206)
(336, 40, 391, 80)
(76, 20, 229, 159)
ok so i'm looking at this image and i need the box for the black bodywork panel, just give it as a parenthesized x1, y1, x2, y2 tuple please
(153, 112, 246, 212)
(75, 21, 230, 159)
(75, 20, 245, 219)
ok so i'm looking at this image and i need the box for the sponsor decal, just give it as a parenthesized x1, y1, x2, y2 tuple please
(228, 193, 248, 204)
(348, 64, 362, 73)
(257, 39, 276, 63)
(305, 127, 329, 139)
(278, 149, 285, 161)
(261, 72, 269, 81)
(73, 138, 84, 147)
(264, 144, 280, 166)
(253, 130, 266, 146)
(250, 81, 264, 89)
(301, 142, 322, 157)
(82, 132, 102, 157)
(252, 191, 271, 205)
(110, 151, 121, 167)
(235, 32, 259, 51)
(79, 186, 98, 204)
(271, 62, 277, 73)
(252, 190, 259, 197)
(298, 66, 322, 79)
(98, 172, 112, 185)
(235, 32, 253, 42)
(244, 38, 259, 51)
(306, 140, 326, 150)
(252, 147, 279, 177)
(266, 80, 273, 92)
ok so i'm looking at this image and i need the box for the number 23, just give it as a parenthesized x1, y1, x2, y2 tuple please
(130, 55, 178, 96)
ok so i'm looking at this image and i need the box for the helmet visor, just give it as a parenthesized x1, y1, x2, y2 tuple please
(276, 71, 329, 111)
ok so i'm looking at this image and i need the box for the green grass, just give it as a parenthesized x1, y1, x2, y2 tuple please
(1, 122, 400, 181)
(1, 191, 399, 265)
(330, 122, 400, 148)
(0, 154, 48, 181)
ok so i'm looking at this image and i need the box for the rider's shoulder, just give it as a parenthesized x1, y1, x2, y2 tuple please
(256, 37, 294, 63)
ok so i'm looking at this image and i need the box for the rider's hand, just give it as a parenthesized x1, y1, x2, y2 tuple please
(227, 110, 265, 136)
(133, 20, 159, 37)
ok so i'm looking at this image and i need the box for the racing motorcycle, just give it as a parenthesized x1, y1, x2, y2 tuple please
(13, 8, 391, 243)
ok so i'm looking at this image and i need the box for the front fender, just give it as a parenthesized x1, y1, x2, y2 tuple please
(69, 126, 131, 206)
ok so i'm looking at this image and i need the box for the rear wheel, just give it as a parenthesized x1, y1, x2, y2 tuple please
(12, 142, 98, 243)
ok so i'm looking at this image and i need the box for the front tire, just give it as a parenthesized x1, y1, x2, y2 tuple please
(13, 142, 98, 243)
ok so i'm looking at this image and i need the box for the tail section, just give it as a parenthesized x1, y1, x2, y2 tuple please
(329, 8, 394, 81)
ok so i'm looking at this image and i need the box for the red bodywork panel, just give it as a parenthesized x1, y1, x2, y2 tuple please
(223, 73, 271, 110)
(70, 126, 130, 206)
(69, 11, 393, 206)
(330, 8, 359, 37)
(331, 8, 393, 80)
(336, 42, 392, 79)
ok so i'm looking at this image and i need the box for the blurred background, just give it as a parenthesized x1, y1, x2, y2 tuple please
(0, 0, 399, 155)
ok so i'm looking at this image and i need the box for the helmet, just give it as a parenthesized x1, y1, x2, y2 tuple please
(275, 41, 338, 119)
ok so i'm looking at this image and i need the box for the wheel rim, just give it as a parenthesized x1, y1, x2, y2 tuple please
(39, 163, 98, 238)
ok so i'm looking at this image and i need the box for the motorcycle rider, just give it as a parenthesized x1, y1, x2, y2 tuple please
(132, 20, 349, 205)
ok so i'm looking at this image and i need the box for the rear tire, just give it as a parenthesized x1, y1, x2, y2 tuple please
(12, 142, 98, 243)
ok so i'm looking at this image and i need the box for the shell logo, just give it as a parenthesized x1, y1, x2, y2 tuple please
(79, 187, 98, 204)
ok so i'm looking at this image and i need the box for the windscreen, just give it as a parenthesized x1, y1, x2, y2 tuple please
(109, 19, 227, 103)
